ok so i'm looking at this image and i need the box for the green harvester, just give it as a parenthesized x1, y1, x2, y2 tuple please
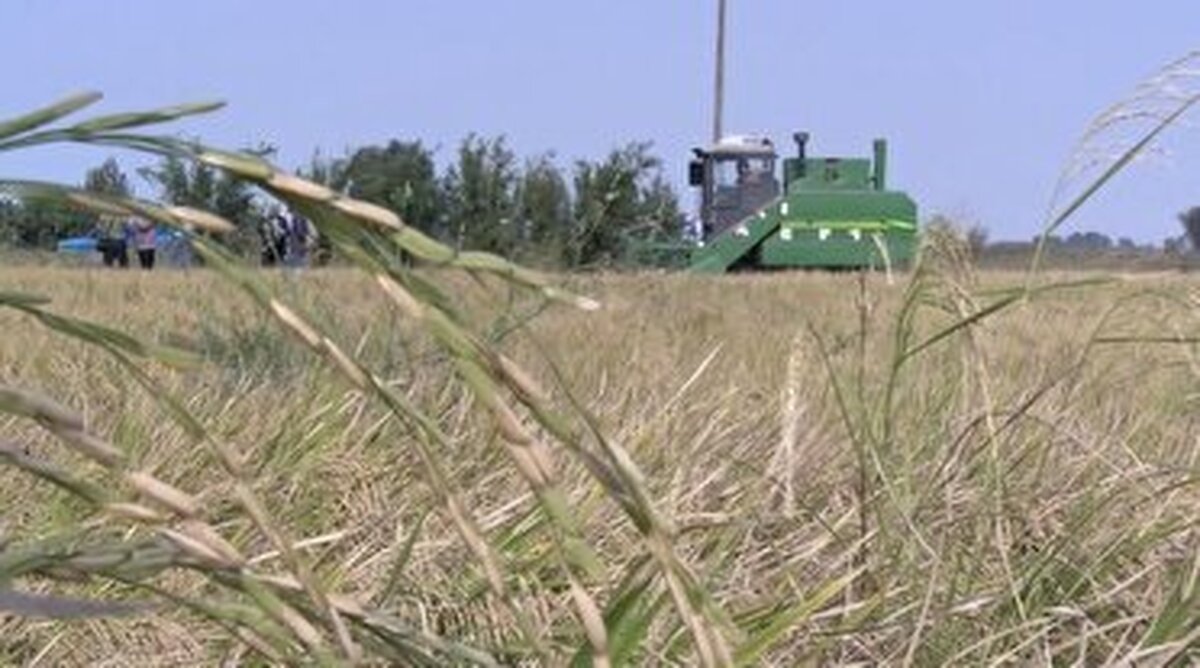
(684, 0, 918, 273)
(687, 133, 919, 273)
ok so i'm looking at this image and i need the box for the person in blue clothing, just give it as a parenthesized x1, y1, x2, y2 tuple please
(260, 212, 288, 266)
(166, 225, 195, 268)
(285, 213, 311, 267)
(96, 216, 130, 268)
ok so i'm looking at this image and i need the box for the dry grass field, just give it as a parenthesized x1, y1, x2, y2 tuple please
(3, 63, 1199, 664)
(2, 251, 1198, 665)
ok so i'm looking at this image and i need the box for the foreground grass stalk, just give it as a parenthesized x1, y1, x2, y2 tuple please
(0, 384, 345, 663)
(268, 178, 726, 662)
(186, 237, 553, 661)
(0, 295, 362, 662)
(508, 330, 738, 666)
(362, 250, 732, 665)
(7, 98, 734, 662)
(371, 271, 613, 662)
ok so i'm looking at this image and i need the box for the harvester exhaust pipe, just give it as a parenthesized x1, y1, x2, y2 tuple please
(873, 138, 887, 191)
(793, 131, 810, 177)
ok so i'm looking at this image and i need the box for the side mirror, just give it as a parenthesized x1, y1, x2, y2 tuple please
(688, 160, 705, 187)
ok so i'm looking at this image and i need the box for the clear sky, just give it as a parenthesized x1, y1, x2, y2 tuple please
(3, 1, 1198, 243)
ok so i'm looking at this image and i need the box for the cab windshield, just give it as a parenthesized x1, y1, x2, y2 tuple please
(713, 156, 774, 188)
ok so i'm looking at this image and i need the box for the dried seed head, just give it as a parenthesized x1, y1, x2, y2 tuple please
(268, 172, 336, 202)
(0, 386, 84, 431)
(269, 299, 322, 348)
(197, 150, 273, 180)
(455, 359, 532, 445)
(323, 339, 369, 389)
(333, 198, 403, 231)
(491, 400, 533, 446)
(497, 355, 549, 404)
(159, 528, 238, 569)
(529, 441, 556, 481)
(71, 550, 132, 571)
(453, 251, 511, 273)
(375, 274, 424, 319)
(254, 572, 368, 617)
(254, 573, 303, 591)
(275, 601, 328, 652)
(393, 228, 455, 262)
(55, 428, 124, 468)
(179, 519, 245, 567)
(542, 286, 601, 311)
(66, 192, 130, 217)
(506, 444, 549, 488)
(104, 502, 167, 524)
(125, 471, 200, 517)
(576, 295, 602, 311)
(569, 576, 609, 658)
(329, 594, 365, 618)
(166, 206, 236, 233)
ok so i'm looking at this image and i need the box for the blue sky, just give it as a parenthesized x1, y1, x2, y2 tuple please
(3, 1, 1198, 242)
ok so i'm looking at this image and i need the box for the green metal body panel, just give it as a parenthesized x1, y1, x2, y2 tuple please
(690, 201, 785, 272)
(689, 196, 917, 272)
(689, 138, 918, 272)
(783, 158, 873, 191)
(759, 222, 916, 267)
(760, 188, 916, 267)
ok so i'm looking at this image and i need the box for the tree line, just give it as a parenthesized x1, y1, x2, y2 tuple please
(927, 213, 1200, 259)
(0, 136, 688, 269)
(7, 141, 1199, 270)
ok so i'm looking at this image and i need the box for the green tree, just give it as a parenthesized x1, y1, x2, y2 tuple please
(0, 198, 89, 249)
(516, 154, 572, 266)
(83, 157, 132, 198)
(337, 140, 444, 237)
(1178, 206, 1200, 252)
(139, 150, 268, 256)
(0, 158, 122, 249)
(82, 157, 134, 242)
(569, 142, 680, 267)
(443, 135, 519, 256)
(301, 149, 346, 191)
(0, 197, 17, 246)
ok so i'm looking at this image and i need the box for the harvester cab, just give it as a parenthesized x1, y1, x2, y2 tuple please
(689, 135, 780, 239)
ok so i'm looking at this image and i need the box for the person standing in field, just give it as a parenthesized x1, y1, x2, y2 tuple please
(260, 212, 289, 266)
(133, 218, 157, 270)
(285, 213, 311, 267)
(95, 216, 130, 267)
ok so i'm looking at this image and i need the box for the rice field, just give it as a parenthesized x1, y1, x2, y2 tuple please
(2, 251, 1198, 665)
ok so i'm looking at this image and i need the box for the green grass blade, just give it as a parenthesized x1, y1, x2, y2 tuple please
(734, 569, 862, 666)
(899, 294, 1021, 363)
(0, 298, 201, 370)
(570, 560, 663, 667)
(0, 439, 109, 504)
(0, 291, 51, 307)
(66, 100, 225, 134)
(0, 588, 151, 619)
(1030, 91, 1200, 275)
(0, 91, 101, 142)
(374, 507, 433, 606)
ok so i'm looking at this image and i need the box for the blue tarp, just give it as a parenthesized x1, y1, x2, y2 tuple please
(56, 228, 183, 254)
(56, 236, 98, 253)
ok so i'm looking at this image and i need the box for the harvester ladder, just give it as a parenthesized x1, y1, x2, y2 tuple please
(689, 199, 783, 273)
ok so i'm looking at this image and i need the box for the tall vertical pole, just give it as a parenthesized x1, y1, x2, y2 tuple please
(712, 0, 726, 144)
